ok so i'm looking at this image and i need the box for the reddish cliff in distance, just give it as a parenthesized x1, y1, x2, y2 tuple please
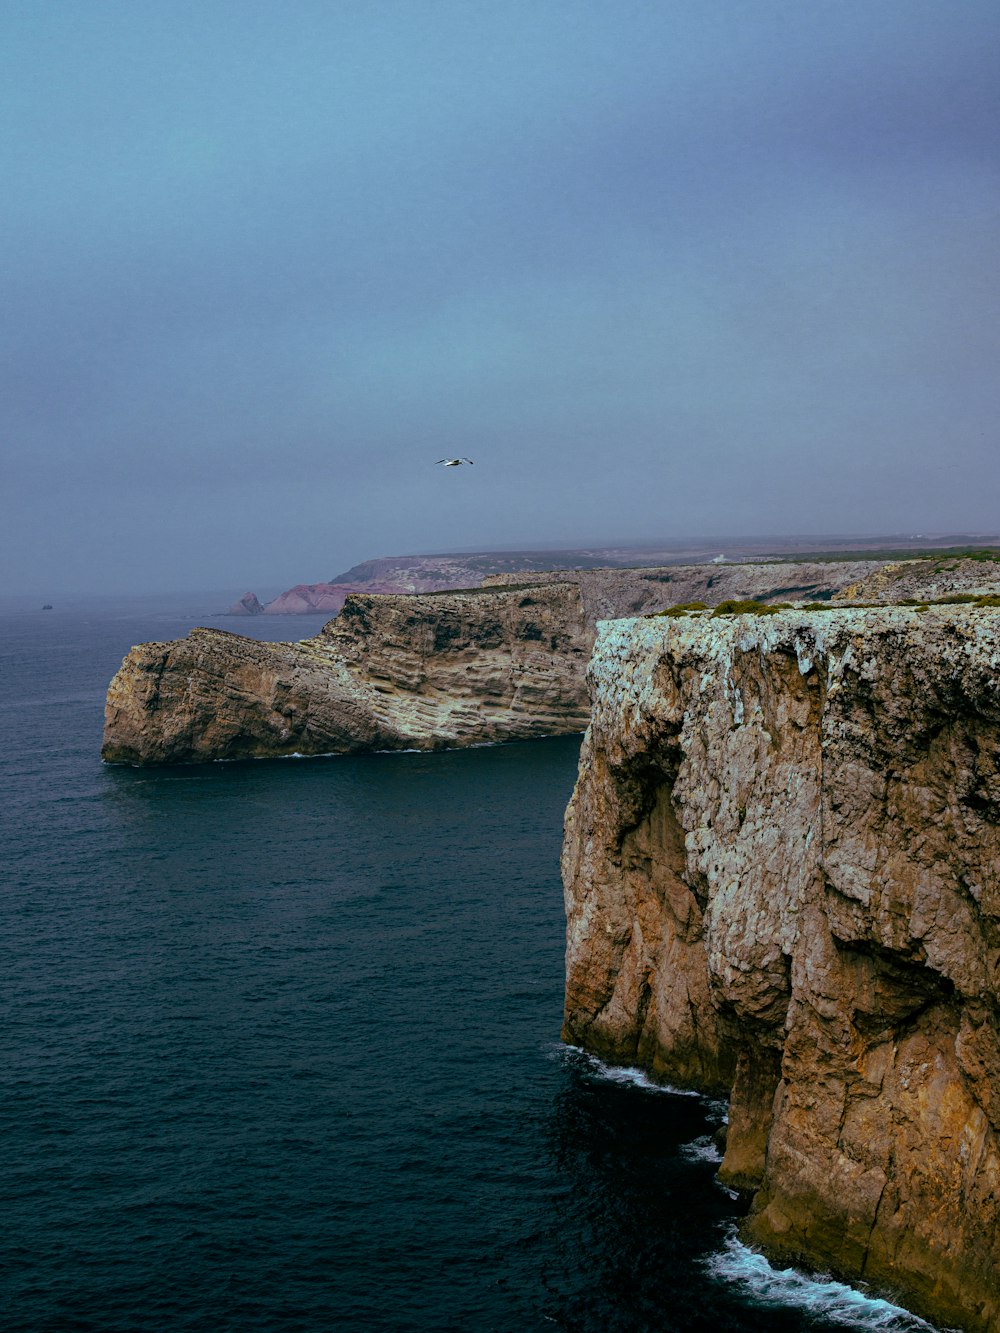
(261, 583, 377, 615)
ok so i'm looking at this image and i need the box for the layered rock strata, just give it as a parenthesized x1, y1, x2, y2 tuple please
(103, 584, 591, 765)
(563, 606, 1000, 1332)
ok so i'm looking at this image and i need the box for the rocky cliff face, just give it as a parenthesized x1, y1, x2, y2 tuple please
(835, 554, 1000, 603)
(262, 547, 902, 614)
(563, 606, 1000, 1332)
(102, 584, 591, 765)
(488, 559, 888, 625)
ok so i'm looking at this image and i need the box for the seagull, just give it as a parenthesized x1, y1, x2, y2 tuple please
(436, 457, 474, 466)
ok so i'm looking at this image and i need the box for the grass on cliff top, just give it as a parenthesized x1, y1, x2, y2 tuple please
(649, 599, 792, 619)
(648, 592, 1000, 621)
(711, 599, 792, 616)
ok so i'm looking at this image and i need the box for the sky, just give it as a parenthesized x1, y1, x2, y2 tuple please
(3, 0, 999, 595)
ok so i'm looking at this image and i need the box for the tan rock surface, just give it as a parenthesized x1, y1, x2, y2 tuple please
(835, 554, 1000, 603)
(563, 605, 1000, 1332)
(102, 584, 591, 765)
(487, 559, 888, 624)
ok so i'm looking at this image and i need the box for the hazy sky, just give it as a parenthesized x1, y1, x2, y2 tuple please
(3, 1, 999, 594)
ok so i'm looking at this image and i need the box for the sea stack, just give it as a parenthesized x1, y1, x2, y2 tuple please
(228, 591, 265, 615)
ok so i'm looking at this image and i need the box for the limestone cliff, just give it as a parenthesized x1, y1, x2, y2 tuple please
(563, 605, 1000, 1332)
(102, 584, 591, 765)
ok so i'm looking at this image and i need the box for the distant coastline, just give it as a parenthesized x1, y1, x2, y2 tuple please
(226, 533, 1000, 615)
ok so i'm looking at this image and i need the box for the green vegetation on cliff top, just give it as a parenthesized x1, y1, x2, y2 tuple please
(649, 592, 1000, 620)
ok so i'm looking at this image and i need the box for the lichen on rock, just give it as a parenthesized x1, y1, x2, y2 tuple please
(562, 605, 1000, 1332)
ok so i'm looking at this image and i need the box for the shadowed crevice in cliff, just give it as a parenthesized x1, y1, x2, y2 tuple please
(562, 606, 1000, 1333)
(563, 744, 736, 1095)
(832, 938, 957, 1039)
(716, 1042, 784, 1195)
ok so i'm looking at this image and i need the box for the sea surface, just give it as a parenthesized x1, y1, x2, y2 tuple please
(2, 595, 939, 1331)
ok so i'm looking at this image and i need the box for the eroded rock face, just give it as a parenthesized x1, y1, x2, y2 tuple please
(102, 584, 591, 764)
(835, 555, 1000, 603)
(563, 606, 1000, 1332)
(487, 559, 889, 624)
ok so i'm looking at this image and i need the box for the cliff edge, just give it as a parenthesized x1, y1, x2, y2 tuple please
(103, 584, 591, 764)
(104, 560, 886, 765)
(563, 605, 1000, 1332)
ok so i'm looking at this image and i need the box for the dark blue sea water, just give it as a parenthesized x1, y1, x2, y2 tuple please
(2, 596, 938, 1332)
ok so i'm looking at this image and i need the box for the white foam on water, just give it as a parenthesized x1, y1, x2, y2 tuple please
(276, 751, 338, 760)
(554, 1045, 702, 1096)
(678, 1134, 723, 1164)
(703, 1096, 729, 1125)
(706, 1229, 946, 1331)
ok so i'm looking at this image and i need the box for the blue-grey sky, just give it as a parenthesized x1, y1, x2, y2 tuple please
(3, 0, 999, 594)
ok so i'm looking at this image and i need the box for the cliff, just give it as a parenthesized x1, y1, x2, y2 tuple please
(835, 553, 1000, 604)
(262, 546, 903, 614)
(562, 605, 1000, 1332)
(102, 584, 591, 765)
(487, 559, 888, 625)
(258, 548, 682, 613)
(105, 560, 894, 765)
(263, 556, 891, 618)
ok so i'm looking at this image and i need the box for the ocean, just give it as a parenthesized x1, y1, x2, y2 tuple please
(1, 595, 939, 1331)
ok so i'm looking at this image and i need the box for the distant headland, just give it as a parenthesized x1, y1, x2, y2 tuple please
(228, 533, 1000, 616)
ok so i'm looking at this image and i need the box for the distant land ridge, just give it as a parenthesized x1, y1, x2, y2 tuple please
(230, 536, 1000, 615)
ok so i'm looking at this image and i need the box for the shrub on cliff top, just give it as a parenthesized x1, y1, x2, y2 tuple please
(711, 599, 789, 617)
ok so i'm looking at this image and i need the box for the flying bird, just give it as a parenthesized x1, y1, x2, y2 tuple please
(436, 457, 474, 467)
